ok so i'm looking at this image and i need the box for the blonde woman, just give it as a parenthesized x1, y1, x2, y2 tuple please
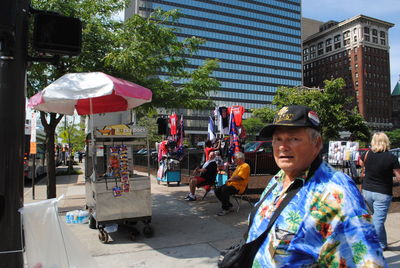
(360, 132, 400, 250)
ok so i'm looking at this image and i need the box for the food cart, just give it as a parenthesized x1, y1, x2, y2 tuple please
(85, 124, 153, 243)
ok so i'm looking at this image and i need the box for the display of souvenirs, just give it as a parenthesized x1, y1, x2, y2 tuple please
(108, 145, 131, 196)
(112, 186, 122, 197)
(328, 141, 359, 166)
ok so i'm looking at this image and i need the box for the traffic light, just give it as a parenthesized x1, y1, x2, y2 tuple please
(33, 12, 82, 56)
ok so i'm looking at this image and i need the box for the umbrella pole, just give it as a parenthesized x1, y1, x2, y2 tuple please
(89, 98, 97, 182)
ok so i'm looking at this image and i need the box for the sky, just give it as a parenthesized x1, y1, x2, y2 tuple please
(302, 0, 400, 92)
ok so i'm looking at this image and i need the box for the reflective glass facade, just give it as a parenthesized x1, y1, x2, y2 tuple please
(126, 0, 302, 131)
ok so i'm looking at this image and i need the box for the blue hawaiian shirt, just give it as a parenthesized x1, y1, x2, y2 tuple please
(247, 161, 387, 267)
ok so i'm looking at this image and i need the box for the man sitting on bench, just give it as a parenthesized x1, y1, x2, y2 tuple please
(215, 152, 250, 216)
(184, 151, 218, 201)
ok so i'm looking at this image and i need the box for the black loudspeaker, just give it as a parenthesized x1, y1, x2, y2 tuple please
(33, 12, 82, 56)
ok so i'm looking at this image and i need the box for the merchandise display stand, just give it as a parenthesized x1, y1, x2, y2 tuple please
(156, 157, 181, 186)
(85, 125, 153, 243)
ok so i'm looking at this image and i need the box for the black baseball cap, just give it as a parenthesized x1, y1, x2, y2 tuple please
(259, 105, 321, 138)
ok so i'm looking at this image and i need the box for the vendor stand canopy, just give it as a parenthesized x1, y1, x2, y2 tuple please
(28, 72, 152, 115)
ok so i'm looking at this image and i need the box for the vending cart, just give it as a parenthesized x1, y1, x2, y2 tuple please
(85, 125, 153, 243)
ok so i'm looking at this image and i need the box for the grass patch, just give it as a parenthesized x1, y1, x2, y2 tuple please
(56, 169, 83, 176)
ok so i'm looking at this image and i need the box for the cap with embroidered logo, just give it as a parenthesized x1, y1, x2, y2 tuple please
(259, 105, 321, 138)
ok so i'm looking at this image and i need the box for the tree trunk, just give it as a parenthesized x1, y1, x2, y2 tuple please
(41, 112, 63, 199)
(46, 130, 56, 198)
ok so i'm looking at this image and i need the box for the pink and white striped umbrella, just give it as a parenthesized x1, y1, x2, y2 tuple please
(28, 72, 152, 115)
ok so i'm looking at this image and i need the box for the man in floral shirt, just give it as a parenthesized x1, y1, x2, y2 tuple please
(247, 105, 386, 267)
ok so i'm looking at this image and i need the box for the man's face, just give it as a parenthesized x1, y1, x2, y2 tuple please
(234, 156, 243, 165)
(272, 127, 321, 178)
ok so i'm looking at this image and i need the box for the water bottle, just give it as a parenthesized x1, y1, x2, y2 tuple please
(72, 210, 79, 224)
(65, 212, 72, 224)
(79, 210, 89, 224)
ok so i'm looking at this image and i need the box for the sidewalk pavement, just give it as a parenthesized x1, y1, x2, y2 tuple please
(24, 163, 400, 267)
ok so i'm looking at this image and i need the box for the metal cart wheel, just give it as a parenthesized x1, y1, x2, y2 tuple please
(143, 225, 154, 238)
(98, 229, 109, 243)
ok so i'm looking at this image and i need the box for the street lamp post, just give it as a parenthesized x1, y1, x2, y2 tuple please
(0, 0, 29, 266)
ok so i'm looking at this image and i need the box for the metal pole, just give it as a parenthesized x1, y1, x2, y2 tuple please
(0, 0, 28, 266)
(254, 152, 258, 176)
(32, 154, 36, 200)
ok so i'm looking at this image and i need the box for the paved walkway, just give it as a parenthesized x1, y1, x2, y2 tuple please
(23, 163, 400, 267)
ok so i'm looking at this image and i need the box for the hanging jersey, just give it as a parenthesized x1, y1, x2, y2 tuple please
(228, 105, 245, 126)
(218, 107, 229, 135)
(156, 117, 168, 135)
(169, 113, 178, 135)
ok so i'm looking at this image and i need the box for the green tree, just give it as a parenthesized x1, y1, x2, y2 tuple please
(250, 78, 370, 142)
(57, 117, 86, 172)
(242, 117, 264, 140)
(386, 128, 400, 148)
(28, 1, 220, 198)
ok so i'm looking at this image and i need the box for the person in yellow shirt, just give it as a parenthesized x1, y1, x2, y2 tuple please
(215, 152, 250, 216)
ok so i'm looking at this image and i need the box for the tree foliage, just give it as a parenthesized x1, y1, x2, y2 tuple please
(386, 128, 400, 149)
(28, 1, 220, 198)
(250, 78, 370, 142)
(57, 119, 86, 152)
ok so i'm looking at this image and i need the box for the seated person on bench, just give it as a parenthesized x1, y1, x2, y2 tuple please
(215, 152, 250, 216)
(185, 152, 218, 201)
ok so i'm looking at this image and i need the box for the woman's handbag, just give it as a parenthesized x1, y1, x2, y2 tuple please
(218, 157, 322, 268)
(360, 150, 370, 179)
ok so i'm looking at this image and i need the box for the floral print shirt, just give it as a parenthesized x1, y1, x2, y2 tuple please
(247, 161, 387, 267)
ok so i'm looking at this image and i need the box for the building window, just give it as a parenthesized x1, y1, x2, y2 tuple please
(353, 28, 357, 34)
(380, 31, 385, 38)
(326, 46, 332, 52)
(364, 27, 370, 34)
(355, 72, 359, 78)
(310, 45, 316, 52)
(303, 48, 309, 54)
(334, 34, 341, 42)
(354, 55, 358, 61)
(381, 39, 386, 45)
(317, 42, 323, 49)
(372, 29, 378, 36)
(365, 35, 370, 42)
(354, 35, 357, 42)
(326, 38, 332, 45)
(344, 39, 350, 45)
(373, 37, 378, 43)
(343, 31, 350, 38)
(334, 42, 341, 49)
(318, 49, 323, 55)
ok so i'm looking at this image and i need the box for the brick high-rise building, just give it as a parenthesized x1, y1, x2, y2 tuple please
(303, 15, 394, 131)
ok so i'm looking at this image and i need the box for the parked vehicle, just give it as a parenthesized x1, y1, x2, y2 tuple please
(390, 148, 400, 163)
(244, 141, 279, 175)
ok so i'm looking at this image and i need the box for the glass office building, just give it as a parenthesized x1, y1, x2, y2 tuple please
(126, 0, 302, 132)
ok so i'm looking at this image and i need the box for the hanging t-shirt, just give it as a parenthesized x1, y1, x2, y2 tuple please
(169, 113, 178, 135)
(218, 107, 229, 135)
(156, 117, 168, 135)
(228, 105, 245, 127)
